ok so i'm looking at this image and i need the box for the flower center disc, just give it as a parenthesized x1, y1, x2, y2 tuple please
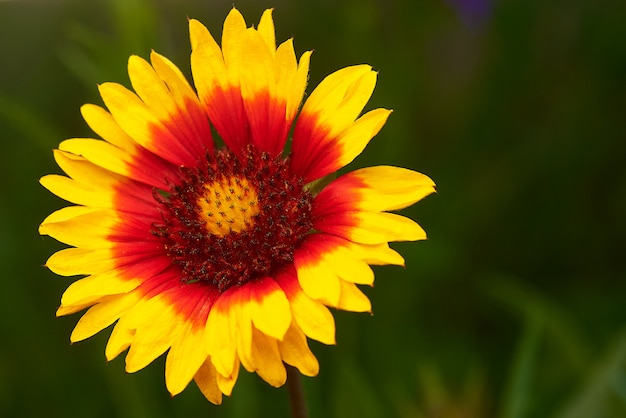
(153, 145, 313, 293)
(197, 176, 259, 237)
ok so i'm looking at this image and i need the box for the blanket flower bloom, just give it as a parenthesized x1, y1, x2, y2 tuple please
(39, 8, 435, 403)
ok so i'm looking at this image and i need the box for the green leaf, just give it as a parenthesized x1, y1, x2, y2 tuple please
(555, 332, 626, 418)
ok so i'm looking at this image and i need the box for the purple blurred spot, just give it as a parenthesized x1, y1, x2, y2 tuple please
(448, 0, 492, 28)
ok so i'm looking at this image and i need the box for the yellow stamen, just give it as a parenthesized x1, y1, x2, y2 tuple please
(197, 176, 259, 237)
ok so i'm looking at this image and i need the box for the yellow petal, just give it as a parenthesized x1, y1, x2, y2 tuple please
(301, 65, 375, 138)
(98, 82, 158, 145)
(222, 8, 248, 86)
(276, 41, 310, 121)
(231, 286, 253, 373)
(51, 149, 121, 192)
(349, 165, 436, 211)
(288, 286, 336, 345)
(205, 294, 237, 377)
(353, 242, 405, 266)
(80, 103, 135, 152)
(59, 138, 131, 177)
(45, 247, 115, 276)
(336, 108, 392, 168)
(70, 292, 139, 342)
(39, 207, 117, 249)
(60, 272, 140, 308)
(189, 18, 229, 98)
(250, 327, 286, 387)
(128, 54, 176, 120)
(194, 358, 223, 404)
(40, 174, 114, 209)
(150, 50, 203, 114)
(324, 245, 375, 285)
(165, 322, 208, 396)
(294, 251, 341, 306)
(278, 323, 319, 377)
(216, 359, 240, 396)
(249, 278, 291, 340)
(124, 295, 183, 373)
(56, 301, 97, 317)
(288, 51, 313, 109)
(354, 212, 427, 243)
(257, 9, 276, 52)
(239, 28, 274, 99)
(335, 280, 372, 313)
(106, 314, 135, 361)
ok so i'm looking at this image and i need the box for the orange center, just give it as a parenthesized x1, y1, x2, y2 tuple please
(197, 176, 259, 237)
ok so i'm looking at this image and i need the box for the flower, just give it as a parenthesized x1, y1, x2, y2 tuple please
(39, 7, 435, 404)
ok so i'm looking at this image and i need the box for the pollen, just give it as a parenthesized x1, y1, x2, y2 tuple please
(198, 176, 259, 237)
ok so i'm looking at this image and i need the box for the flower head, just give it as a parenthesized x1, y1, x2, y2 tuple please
(39, 8, 435, 403)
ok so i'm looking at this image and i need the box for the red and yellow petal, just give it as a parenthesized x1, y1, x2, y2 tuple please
(128, 53, 212, 159)
(42, 149, 165, 220)
(290, 66, 391, 182)
(316, 165, 436, 212)
(203, 278, 292, 386)
(204, 288, 242, 378)
(276, 267, 336, 345)
(90, 51, 214, 171)
(98, 83, 189, 166)
(314, 210, 427, 245)
(99, 275, 216, 395)
(294, 234, 378, 311)
(310, 165, 434, 245)
(294, 243, 341, 306)
(249, 278, 291, 340)
(190, 18, 240, 150)
(165, 312, 208, 396)
(191, 9, 310, 157)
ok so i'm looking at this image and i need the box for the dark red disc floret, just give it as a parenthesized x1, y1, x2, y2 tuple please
(152, 144, 313, 293)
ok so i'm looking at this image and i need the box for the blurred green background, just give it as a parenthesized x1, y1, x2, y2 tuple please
(1, 0, 625, 417)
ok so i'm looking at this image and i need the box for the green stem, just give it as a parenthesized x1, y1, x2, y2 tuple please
(286, 365, 308, 418)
